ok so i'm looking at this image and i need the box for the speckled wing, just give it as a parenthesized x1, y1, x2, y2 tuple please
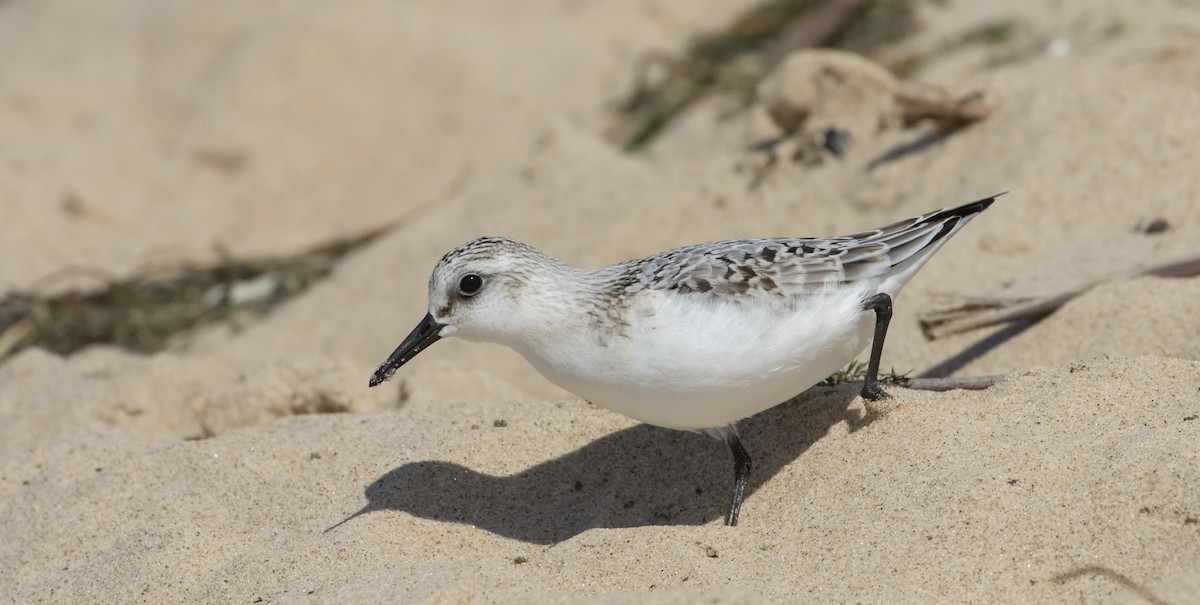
(637, 195, 998, 301)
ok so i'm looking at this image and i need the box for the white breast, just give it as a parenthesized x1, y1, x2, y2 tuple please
(515, 287, 877, 431)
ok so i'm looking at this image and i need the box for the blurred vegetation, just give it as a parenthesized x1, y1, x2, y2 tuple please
(614, 0, 919, 151)
(0, 227, 391, 362)
(821, 359, 910, 386)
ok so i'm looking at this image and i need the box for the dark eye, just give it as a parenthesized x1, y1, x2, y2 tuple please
(458, 273, 483, 296)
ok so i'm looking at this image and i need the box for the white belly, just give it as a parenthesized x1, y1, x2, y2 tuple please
(516, 288, 877, 431)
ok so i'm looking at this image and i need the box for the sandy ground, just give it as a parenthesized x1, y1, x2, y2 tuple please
(2, 0, 1199, 603)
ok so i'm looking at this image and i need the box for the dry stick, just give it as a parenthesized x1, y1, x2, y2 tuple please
(895, 88, 996, 127)
(919, 255, 1200, 340)
(898, 375, 1004, 392)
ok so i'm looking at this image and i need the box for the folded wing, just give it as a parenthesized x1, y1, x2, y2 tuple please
(639, 194, 999, 302)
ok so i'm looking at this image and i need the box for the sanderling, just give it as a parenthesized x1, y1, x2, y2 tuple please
(370, 194, 998, 526)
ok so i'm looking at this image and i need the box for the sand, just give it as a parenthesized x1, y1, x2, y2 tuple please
(2, 0, 1199, 602)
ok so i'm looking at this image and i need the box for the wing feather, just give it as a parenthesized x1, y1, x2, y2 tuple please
(633, 195, 998, 302)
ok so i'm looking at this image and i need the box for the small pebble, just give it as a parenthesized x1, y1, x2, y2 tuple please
(1139, 218, 1169, 234)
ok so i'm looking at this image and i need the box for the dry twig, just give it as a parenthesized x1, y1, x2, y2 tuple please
(898, 375, 1004, 392)
(919, 255, 1200, 340)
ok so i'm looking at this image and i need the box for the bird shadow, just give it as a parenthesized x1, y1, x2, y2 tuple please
(327, 385, 866, 544)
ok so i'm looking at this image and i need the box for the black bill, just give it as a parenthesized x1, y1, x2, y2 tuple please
(368, 313, 445, 387)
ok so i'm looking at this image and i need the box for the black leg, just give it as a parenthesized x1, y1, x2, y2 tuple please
(861, 293, 893, 402)
(725, 432, 753, 526)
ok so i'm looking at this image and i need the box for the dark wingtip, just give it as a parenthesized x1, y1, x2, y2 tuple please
(947, 192, 1004, 218)
(976, 191, 1007, 209)
(926, 193, 1004, 244)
